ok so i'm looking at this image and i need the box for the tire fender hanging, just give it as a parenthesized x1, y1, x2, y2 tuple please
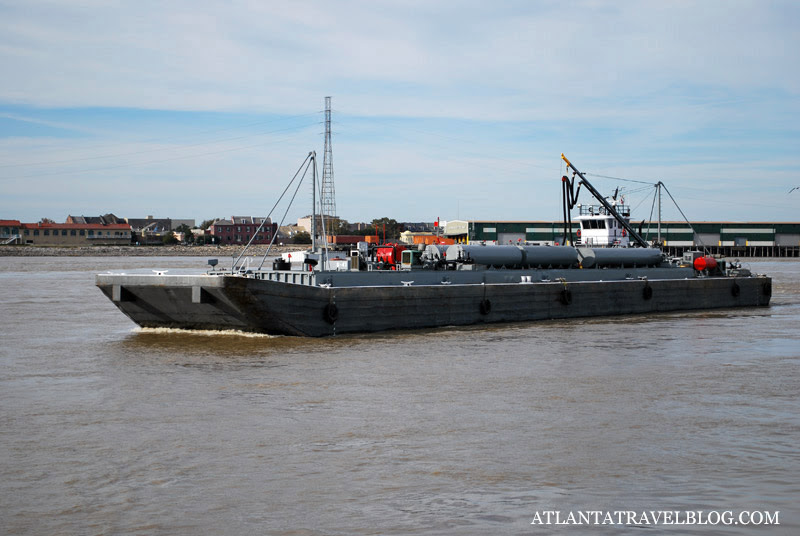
(323, 303, 338, 324)
(560, 288, 572, 305)
(643, 284, 653, 300)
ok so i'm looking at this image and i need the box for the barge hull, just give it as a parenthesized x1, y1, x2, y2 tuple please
(97, 273, 772, 337)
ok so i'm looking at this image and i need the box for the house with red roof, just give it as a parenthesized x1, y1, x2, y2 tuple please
(1, 220, 22, 244)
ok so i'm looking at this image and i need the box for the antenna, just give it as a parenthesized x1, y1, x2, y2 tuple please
(320, 96, 337, 238)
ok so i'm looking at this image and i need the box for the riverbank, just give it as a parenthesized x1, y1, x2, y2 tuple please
(0, 244, 309, 257)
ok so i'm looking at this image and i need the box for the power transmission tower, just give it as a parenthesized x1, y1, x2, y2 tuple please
(320, 96, 337, 238)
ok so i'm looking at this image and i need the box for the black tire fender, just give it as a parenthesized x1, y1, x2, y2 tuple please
(560, 289, 572, 305)
(323, 303, 338, 324)
(643, 285, 653, 301)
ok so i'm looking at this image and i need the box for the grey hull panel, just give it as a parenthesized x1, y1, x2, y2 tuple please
(97, 273, 772, 337)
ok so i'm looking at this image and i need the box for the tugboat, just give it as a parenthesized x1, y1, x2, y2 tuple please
(97, 154, 772, 336)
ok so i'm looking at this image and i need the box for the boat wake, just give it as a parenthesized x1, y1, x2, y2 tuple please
(133, 327, 280, 338)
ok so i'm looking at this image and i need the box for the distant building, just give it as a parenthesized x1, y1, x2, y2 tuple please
(18, 221, 131, 246)
(399, 230, 453, 246)
(67, 213, 126, 225)
(125, 216, 195, 244)
(297, 216, 312, 234)
(125, 216, 195, 232)
(210, 216, 277, 245)
(172, 219, 195, 229)
(1, 220, 22, 244)
(277, 225, 302, 242)
(297, 215, 342, 237)
(401, 222, 434, 232)
(347, 222, 372, 232)
(443, 219, 800, 256)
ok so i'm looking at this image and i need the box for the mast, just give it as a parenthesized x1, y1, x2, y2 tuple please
(311, 151, 316, 251)
(561, 153, 650, 248)
(657, 181, 662, 245)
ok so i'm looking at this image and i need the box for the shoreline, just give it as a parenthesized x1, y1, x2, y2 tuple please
(0, 244, 310, 257)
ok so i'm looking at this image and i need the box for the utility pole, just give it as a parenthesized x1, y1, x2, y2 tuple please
(320, 96, 337, 241)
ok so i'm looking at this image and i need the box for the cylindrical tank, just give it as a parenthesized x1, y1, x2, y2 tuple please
(445, 244, 523, 268)
(693, 256, 718, 271)
(577, 247, 663, 268)
(518, 245, 578, 268)
(422, 244, 448, 263)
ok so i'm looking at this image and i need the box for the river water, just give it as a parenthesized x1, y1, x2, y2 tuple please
(1, 256, 798, 535)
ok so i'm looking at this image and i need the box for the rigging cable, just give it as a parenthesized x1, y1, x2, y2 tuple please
(254, 152, 315, 271)
(660, 183, 709, 256)
(253, 153, 315, 271)
(644, 184, 658, 243)
(229, 151, 312, 270)
(585, 172, 656, 185)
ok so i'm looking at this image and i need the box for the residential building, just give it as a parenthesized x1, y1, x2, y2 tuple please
(210, 216, 277, 245)
(125, 216, 195, 244)
(1, 219, 21, 244)
(276, 225, 302, 242)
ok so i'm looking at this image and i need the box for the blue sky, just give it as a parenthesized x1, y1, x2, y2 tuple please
(1, 0, 799, 225)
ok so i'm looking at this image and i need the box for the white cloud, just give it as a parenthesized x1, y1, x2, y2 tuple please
(2, 1, 797, 113)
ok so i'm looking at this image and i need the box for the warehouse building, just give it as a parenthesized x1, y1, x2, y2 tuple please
(444, 220, 800, 257)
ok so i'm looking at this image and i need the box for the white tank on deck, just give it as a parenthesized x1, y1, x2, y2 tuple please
(422, 244, 448, 263)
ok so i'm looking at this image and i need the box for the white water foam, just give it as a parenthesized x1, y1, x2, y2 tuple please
(133, 326, 280, 338)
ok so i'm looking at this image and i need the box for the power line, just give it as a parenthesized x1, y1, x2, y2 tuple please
(584, 172, 656, 185)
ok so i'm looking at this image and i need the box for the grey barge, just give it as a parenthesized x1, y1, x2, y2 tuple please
(96, 154, 772, 336)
